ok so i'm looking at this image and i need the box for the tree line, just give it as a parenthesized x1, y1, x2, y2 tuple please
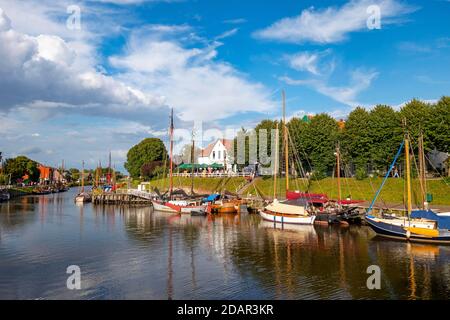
(121, 97, 449, 180)
(0, 155, 125, 185)
(234, 97, 450, 179)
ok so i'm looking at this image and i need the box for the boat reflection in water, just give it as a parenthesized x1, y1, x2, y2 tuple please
(0, 189, 450, 300)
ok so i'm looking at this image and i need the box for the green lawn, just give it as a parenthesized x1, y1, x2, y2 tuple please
(146, 177, 247, 195)
(142, 176, 450, 206)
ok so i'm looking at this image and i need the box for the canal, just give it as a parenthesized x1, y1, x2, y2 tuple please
(0, 188, 449, 300)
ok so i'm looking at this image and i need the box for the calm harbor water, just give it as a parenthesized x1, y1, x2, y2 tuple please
(0, 188, 449, 300)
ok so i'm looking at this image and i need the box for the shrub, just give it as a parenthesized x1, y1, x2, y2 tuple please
(355, 167, 368, 180)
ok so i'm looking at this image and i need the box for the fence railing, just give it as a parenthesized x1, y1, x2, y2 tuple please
(172, 172, 254, 178)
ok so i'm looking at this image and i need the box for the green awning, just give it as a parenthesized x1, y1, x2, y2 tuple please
(177, 163, 208, 170)
(177, 163, 224, 170)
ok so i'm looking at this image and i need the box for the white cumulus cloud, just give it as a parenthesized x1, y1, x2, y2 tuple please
(110, 26, 274, 122)
(0, 8, 166, 116)
(281, 69, 378, 106)
(254, 0, 416, 44)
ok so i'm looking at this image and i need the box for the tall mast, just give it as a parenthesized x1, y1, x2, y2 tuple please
(336, 143, 342, 206)
(282, 90, 289, 193)
(405, 134, 412, 219)
(61, 159, 64, 183)
(418, 132, 427, 210)
(112, 163, 116, 192)
(81, 160, 85, 194)
(95, 161, 100, 188)
(274, 122, 279, 200)
(108, 151, 112, 185)
(191, 129, 195, 196)
(169, 108, 174, 199)
(99, 160, 102, 187)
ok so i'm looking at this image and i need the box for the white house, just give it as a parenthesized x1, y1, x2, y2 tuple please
(198, 139, 234, 170)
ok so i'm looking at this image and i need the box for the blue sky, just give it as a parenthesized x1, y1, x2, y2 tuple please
(0, 0, 449, 172)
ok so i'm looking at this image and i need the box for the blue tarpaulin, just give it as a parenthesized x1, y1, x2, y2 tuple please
(204, 194, 220, 202)
(411, 210, 450, 230)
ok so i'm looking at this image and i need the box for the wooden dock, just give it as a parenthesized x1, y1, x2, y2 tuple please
(92, 191, 153, 205)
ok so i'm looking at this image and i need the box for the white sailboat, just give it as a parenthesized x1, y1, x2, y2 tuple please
(258, 91, 316, 225)
(75, 160, 91, 203)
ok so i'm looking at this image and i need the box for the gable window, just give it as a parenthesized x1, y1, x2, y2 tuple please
(212, 151, 216, 160)
(218, 151, 221, 159)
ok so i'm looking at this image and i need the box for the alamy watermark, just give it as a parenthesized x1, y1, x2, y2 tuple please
(66, 5, 81, 30)
(366, 265, 381, 290)
(66, 265, 81, 290)
(367, 5, 382, 30)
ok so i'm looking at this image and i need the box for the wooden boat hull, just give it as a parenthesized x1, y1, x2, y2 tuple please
(259, 210, 316, 225)
(365, 215, 450, 244)
(191, 210, 207, 217)
(75, 195, 92, 203)
(180, 206, 206, 214)
(211, 205, 237, 214)
(152, 201, 206, 214)
(314, 213, 341, 225)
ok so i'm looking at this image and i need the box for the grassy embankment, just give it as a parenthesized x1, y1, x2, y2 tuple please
(6, 186, 35, 198)
(145, 177, 450, 206)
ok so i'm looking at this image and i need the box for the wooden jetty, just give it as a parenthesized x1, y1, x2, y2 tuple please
(92, 190, 153, 205)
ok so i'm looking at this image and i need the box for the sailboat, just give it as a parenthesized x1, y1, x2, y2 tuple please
(75, 160, 92, 203)
(152, 109, 206, 214)
(258, 91, 316, 225)
(365, 132, 450, 244)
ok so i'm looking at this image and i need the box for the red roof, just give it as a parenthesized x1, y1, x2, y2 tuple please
(201, 139, 234, 157)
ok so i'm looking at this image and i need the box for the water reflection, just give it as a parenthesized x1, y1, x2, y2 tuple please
(0, 189, 449, 300)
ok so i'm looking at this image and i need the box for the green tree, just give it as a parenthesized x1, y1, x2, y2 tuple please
(428, 96, 450, 152)
(301, 114, 339, 177)
(141, 161, 164, 179)
(0, 174, 8, 185)
(367, 105, 403, 172)
(68, 168, 80, 182)
(4, 156, 39, 183)
(288, 117, 309, 173)
(125, 138, 167, 178)
(399, 99, 433, 149)
(341, 107, 371, 170)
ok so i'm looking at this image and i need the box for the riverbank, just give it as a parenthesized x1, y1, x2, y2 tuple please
(2, 189, 450, 300)
(146, 177, 450, 206)
(0, 187, 34, 200)
(0, 186, 70, 201)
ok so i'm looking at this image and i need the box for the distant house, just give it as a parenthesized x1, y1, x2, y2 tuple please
(198, 139, 234, 170)
(39, 165, 53, 183)
(38, 165, 64, 184)
(428, 149, 450, 175)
